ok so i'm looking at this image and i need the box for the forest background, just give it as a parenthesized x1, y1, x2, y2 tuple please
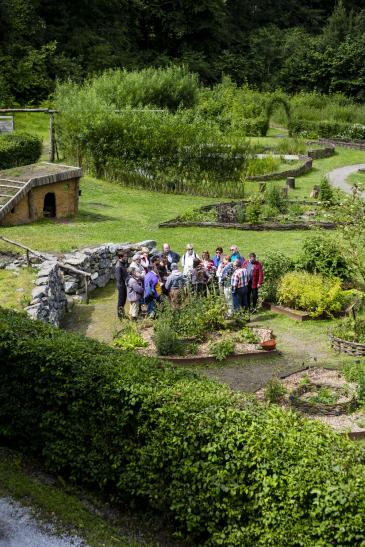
(1, 0, 365, 105)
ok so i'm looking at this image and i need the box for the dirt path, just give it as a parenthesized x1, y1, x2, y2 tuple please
(202, 312, 359, 393)
(327, 163, 365, 197)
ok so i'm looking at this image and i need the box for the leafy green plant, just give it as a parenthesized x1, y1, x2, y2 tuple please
(240, 326, 259, 343)
(209, 338, 235, 361)
(179, 208, 216, 222)
(319, 176, 334, 205)
(265, 184, 287, 213)
(306, 387, 339, 405)
(333, 318, 365, 344)
(245, 155, 281, 176)
(343, 361, 365, 405)
(245, 195, 262, 224)
(153, 321, 183, 356)
(297, 233, 352, 280)
(114, 329, 148, 350)
(277, 271, 355, 318)
(264, 378, 287, 403)
(260, 251, 295, 303)
(0, 132, 42, 169)
(298, 375, 311, 388)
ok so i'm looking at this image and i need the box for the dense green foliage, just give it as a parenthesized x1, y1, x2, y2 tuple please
(55, 73, 252, 197)
(1, 308, 365, 545)
(2, 1, 365, 103)
(260, 251, 295, 303)
(297, 233, 351, 280)
(277, 271, 356, 317)
(0, 132, 42, 169)
(333, 318, 365, 344)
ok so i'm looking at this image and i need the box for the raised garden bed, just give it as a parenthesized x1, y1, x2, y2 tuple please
(246, 154, 312, 181)
(159, 220, 338, 231)
(159, 199, 342, 231)
(270, 304, 310, 321)
(134, 326, 276, 364)
(289, 382, 357, 416)
(329, 334, 365, 356)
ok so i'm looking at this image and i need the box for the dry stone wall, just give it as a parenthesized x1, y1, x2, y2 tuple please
(26, 240, 156, 327)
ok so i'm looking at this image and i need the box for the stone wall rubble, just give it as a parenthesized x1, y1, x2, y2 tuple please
(25, 240, 156, 327)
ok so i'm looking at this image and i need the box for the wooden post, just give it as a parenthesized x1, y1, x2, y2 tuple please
(27, 189, 35, 220)
(49, 111, 55, 162)
(287, 177, 295, 189)
(84, 274, 89, 304)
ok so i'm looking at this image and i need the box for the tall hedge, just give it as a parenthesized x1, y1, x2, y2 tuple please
(0, 132, 42, 169)
(0, 308, 365, 545)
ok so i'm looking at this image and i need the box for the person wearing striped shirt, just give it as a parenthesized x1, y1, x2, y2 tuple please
(231, 259, 249, 311)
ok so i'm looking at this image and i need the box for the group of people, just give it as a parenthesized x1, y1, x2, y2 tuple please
(115, 243, 264, 319)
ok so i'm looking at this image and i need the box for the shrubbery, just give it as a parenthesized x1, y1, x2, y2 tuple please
(0, 132, 42, 169)
(1, 308, 365, 545)
(56, 74, 250, 197)
(277, 271, 356, 317)
(333, 318, 365, 344)
(260, 251, 295, 303)
(297, 234, 351, 280)
(289, 118, 365, 140)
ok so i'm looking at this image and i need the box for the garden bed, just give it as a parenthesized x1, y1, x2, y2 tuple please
(270, 304, 310, 321)
(159, 198, 342, 231)
(159, 220, 338, 231)
(128, 325, 276, 364)
(246, 154, 312, 181)
(256, 368, 365, 435)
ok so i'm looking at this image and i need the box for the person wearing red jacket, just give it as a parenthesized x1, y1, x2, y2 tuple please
(242, 253, 264, 313)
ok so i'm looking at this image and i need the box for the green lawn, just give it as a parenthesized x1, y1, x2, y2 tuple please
(0, 175, 311, 256)
(0, 269, 34, 310)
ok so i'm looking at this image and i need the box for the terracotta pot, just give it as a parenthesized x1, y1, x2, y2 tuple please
(260, 339, 276, 351)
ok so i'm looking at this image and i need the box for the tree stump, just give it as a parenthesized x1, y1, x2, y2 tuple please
(287, 177, 295, 188)
(310, 185, 320, 199)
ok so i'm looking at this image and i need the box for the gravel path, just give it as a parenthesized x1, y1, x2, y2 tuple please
(0, 497, 85, 547)
(327, 163, 365, 197)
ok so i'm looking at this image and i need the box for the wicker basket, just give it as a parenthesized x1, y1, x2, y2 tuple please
(329, 334, 365, 356)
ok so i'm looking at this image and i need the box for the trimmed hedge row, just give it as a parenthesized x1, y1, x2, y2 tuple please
(289, 119, 365, 140)
(1, 308, 365, 545)
(0, 132, 42, 170)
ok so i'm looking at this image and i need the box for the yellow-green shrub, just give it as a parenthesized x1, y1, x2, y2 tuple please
(277, 271, 354, 318)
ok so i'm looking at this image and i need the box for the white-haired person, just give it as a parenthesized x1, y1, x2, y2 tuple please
(181, 243, 198, 276)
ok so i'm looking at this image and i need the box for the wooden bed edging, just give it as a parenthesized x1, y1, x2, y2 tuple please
(159, 349, 278, 365)
(270, 304, 311, 321)
(159, 220, 339, 231)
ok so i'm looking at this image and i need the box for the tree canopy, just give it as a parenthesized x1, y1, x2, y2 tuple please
(1, 0, 365, 104)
